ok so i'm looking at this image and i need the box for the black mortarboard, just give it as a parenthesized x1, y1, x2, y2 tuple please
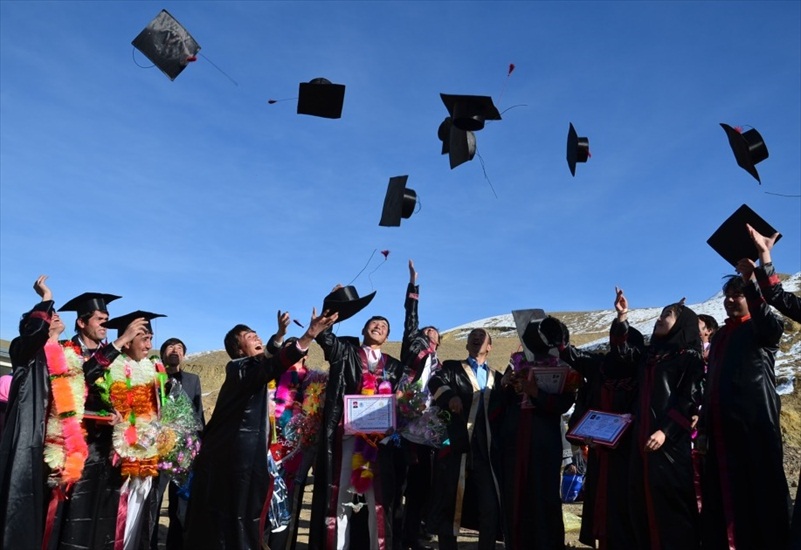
(132, 10, 200, 81)
(59, 293, 121, 316)
(322, 286, 376, 323)
(440, 94, 501, 132)
(522, 316, 567, 357)
(379, 175, 417, 227)
(720, 124, 769, 184)
(438, 117, 476, 169)
(297, 78, 346, 119)
(102, 311, 166, 335)
(707, 204, 782, 267)
(512, 309, 546, 362)
(567, 123, 590, 177)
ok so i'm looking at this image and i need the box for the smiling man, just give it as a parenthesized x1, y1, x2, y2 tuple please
(309, 285, 407, 550)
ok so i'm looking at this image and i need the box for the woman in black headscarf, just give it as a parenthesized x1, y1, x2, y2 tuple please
(613, 288, 704, 550)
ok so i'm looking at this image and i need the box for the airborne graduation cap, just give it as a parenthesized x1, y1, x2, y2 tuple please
(379, 175, 418, 227)
(440, 94, 501, 132)
(297, 78, 346, 119)
(707, 204, 782, 267)
(438, 117, 476, 169)
(59, 292, 121, 317)
(567, 123, 590, 176)
(102, 311, 166, 336)
(720, 124, 769, 184)
(132, 10, 200, 81)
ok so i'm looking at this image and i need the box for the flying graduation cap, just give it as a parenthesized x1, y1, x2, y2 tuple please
(296, 78, 346, 119)
(720, 124, 769, 184)
(707, 204, 782, 267)
(102, 310, 166, 336)
(132, 10, 200, 81)
(59, 292, 121, 316)
(322, 286, 376, 323)
(440, 94, 501, 132)
(438, 117, 476, 169)
(566, 123, 590, 176)
(379, 175, 417, 227)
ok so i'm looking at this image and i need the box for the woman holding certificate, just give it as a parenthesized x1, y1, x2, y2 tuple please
(613, 288, 704, 550)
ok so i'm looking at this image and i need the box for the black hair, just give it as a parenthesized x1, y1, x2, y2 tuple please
(73, 310, 95, 334)
(722, 275, 747, 296)
(160, 337, 187, 360)
(224, 324, 253, 359)
(698, 314, 719, 333)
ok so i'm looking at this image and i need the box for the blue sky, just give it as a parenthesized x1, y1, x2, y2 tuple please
(1, 1, 799, 354)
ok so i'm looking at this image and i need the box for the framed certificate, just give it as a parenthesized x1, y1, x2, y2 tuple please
(343, 394, 396, 435)
(567, 409, 632, 448)
(527, 366, 568, 394)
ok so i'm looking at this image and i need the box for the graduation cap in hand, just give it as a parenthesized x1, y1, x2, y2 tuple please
(440, 93, 501, 132)
(296, 78, 346, 119)
(103, 310, 166, 336)
(438, 117, 476, 169)
(707, 204, 782, 267)
(566, 123, 590, 176)
(379, 175, 417, 227)
(322, 286, 376, 323)
(720, 124, 769, 184)
(132, 10, 200, 81)
(59, 293, 121, 316)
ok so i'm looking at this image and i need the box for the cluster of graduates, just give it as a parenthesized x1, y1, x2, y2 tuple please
(0, 223, 799, 550)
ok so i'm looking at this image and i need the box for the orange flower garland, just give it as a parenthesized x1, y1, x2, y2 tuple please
(42, 341, 88, 487)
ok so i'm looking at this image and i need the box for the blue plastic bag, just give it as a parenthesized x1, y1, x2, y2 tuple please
(561, 473, 584, 503)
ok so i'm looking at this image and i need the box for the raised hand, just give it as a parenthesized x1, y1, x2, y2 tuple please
(614, 286, 628, 319)
(746, 223, 780, 265)
(736, 258, 757, 282)
(33, 275, 52, 302)
(276, 310, 291, 337)
(115, 317, 149, 349)
(297, 307, 339, 349)
(408, 259, 418, 285)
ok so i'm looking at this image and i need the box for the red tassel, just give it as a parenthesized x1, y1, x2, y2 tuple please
(186, 56, 197, 63)
(268, 99, 278, 104)
(734, 126, 743, 133)
(508, 63, 516, 76)
(380, 250, 389, 259)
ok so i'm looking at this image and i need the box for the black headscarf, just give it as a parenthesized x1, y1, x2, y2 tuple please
(650, 303, 702, 355)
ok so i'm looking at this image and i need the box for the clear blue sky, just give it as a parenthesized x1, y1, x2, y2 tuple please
(2, 1, 799, 353)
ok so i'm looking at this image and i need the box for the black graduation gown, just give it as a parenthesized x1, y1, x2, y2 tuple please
(308, 328, 405, 550)
(755, 263, 801, 550)
(498, 355, 576, 550)
(616, 313, 704, 550)
(562, 332, 639, 550)
(702, 280, 789, 550)
(426, 359, 504, 541)
(0, 300, 53, 550)
(184, 342, 305, 550)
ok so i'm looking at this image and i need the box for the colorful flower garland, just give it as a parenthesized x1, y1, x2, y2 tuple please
(106, 354, 164, 477)
(349, 371, 392, 494)
(42, 340, 89, 487)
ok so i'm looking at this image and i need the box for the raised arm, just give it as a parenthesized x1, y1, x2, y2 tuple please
(9, 275, 55, 366)
(401, 259, 420, 362)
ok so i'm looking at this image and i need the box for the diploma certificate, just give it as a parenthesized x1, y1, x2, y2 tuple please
(526, 366, 568, 394)
(567, 409, 632, 448)
(343, 394, 396, 435)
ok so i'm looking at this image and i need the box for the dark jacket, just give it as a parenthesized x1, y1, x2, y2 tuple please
(0, 300, 53, 550)
(702, 279, 788, 550)
(427, 358, 505, 537)
(184, 341, 305, 550)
